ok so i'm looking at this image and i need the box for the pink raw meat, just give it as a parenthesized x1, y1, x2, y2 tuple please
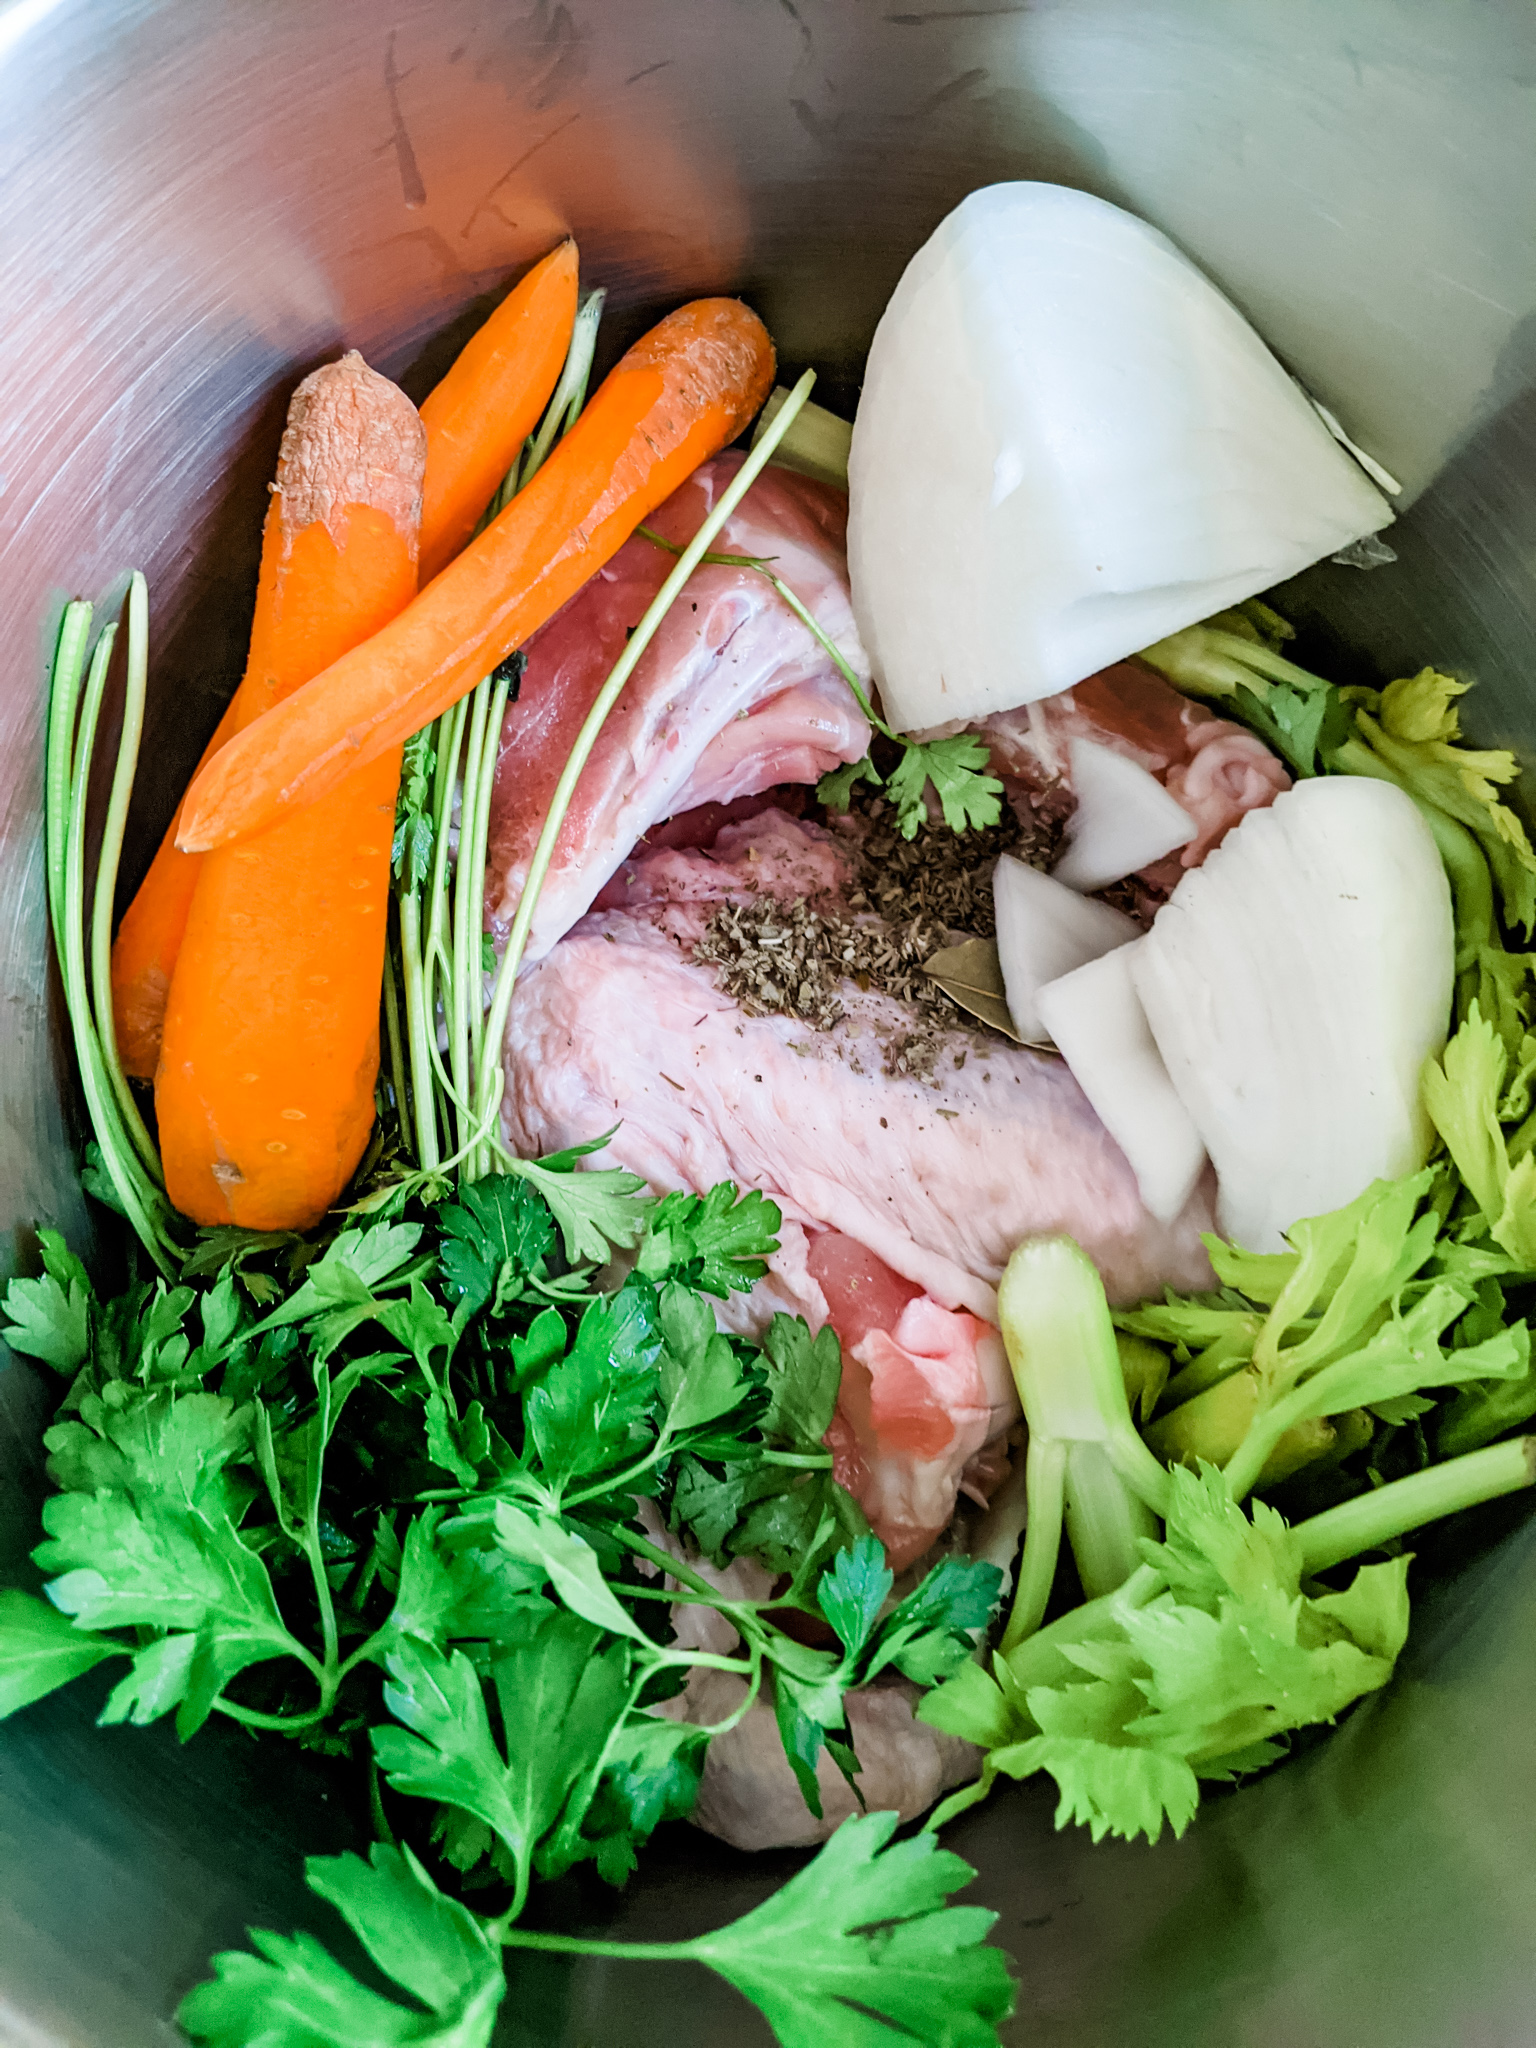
(810, 1232, 1017, 1568)
(970, 661, 1290, 903)
(484, 452, 871, 961)
(500, 810, 1217, 1326)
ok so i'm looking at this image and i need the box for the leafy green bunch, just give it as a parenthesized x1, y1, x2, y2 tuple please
(0, 1167, 1012, 2045)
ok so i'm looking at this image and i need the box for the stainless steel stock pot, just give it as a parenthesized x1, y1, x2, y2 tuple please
(1, 4, 1534, 2041)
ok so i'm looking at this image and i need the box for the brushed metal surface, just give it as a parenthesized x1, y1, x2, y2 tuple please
(1, 2, 1534, 2042)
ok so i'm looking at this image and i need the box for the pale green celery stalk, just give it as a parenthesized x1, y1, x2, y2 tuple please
(57, 606, 179, 1274)
(88, 573, 162, 1183)
(748, 385, 852, 489)
(1158, 1323, 1262, 1410)
(515, 287, 606, 492)
(44, 601, 93, 960)
(1295, 1435, 1536, 1573)
(1147, 1371, 1339, 1488)
(996, 1237, 1172, 1654)
(471, 369, 820, 1150)
(1139, 623, 1332, 702)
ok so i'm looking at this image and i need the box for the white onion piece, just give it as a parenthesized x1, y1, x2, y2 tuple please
(1130, 778, 1453, 1252)
(1051, 738, 1196, 894)
(847, 183, 1394, 733)
(1036, 943, 1208, 1226)
(993, 853, 1139, 1042)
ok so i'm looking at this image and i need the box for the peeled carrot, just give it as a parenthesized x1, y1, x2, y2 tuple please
(112, 257, 573, 1077)
(176, 298, 776, 855)
(155, 355, 427, 1229)
(418, 239, 578, 584)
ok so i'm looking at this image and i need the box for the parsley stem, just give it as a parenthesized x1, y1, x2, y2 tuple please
(619, 1527, 739, 1608)
(381, 935, 409, 1136)
(516, 288, 606, 492)
(472, 370, 819, 1157)
(499, 1930, 702, 1964)
(757, 1448, 835, 1469)
(44, 599, 92, 961)
(213, 1693, 330, 1734)
(397, 889, 440, 1169)
(56, 602, 180, 1273)
(635, 525, 888, 740)
(90, 572, 162, 1185)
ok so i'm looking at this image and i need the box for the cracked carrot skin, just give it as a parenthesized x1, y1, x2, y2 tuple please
(418, 238, 578, 584)
(155, 354, 427, 1230)
(175, 298, 777, 855)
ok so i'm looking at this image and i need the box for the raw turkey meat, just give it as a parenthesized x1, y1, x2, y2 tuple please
(501, 808, 1217, 1322)
(483, 452, 871, 962)
(501, 807, 1217, 1559)
(967, 660, 1290, 904)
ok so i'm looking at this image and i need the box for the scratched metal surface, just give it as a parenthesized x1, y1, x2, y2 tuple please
(0, 1, 1534, 2042)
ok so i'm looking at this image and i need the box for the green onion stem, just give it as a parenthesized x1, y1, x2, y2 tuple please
(472, 369, 820, 1154)
(1294, 1435, 1536, 1574)
(88, 573, 162, 1184)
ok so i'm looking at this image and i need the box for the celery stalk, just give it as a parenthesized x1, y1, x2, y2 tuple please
(996, 1237, 1172, 1652)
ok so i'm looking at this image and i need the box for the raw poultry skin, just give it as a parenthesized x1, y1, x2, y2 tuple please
(501, 808, 1219, 1563)
(484, 451, 872, 963)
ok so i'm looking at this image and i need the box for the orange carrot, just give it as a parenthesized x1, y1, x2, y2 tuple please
(176, 299, 776, 855)
(155, 355, 427, 1229)
(418, 239, 578, 584)
(110, 695, 240, 1078)
(112, 255, 572, 1077)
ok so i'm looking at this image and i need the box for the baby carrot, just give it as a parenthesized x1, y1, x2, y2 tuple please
(418, 239, 578, 583)
(155, 355, 427, 1229)
(175, 298, 776, 854)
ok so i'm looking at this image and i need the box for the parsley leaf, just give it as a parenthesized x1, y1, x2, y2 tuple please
(437, 1177, 557, 1314)
(1, 1227, 91, 1373)
(672, 1811, 1015, 2047)
(816, 753, 883, 812)
(0, 1587, 121, 1716)
(374, 1620, 632, 1905)
(505, 1153, 649, 1266)
(885, 731, 1003, 839)
(392, 729, 438, 891)
(635, 1183, 781, 1298)
(816, 1534, 891, 1659)
(179, 1842, 505, 2048)
(523, 1292, 662, 1492)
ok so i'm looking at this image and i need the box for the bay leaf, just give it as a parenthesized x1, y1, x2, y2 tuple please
(922, 937, 1027, 1044)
